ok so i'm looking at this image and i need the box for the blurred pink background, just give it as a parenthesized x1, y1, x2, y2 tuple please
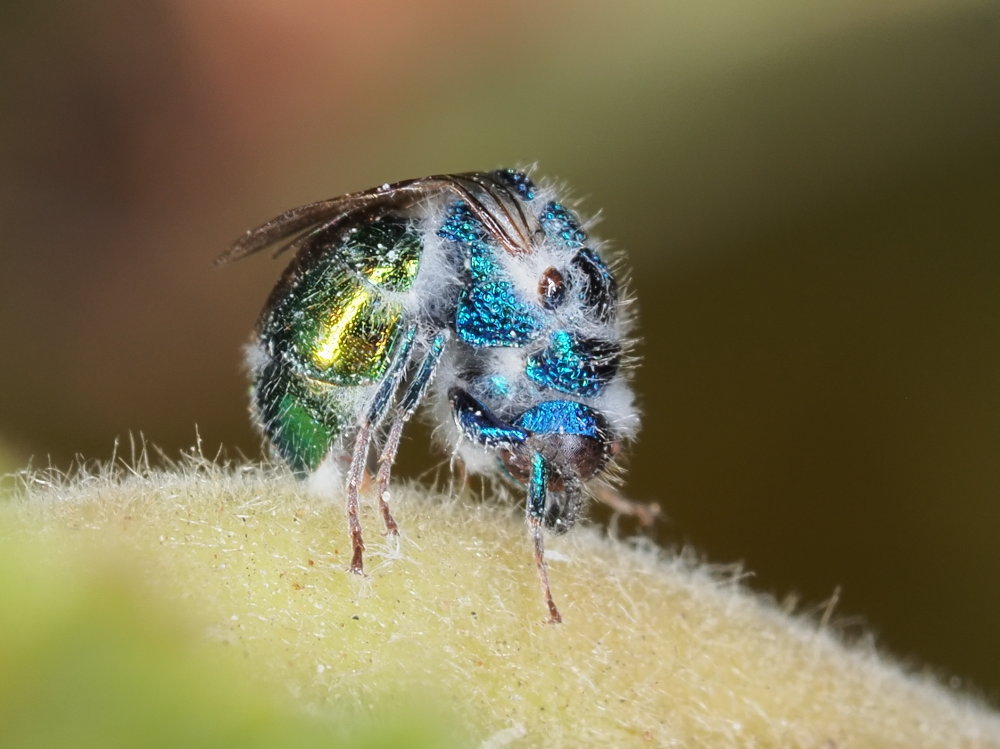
(2, 1, 999, 703)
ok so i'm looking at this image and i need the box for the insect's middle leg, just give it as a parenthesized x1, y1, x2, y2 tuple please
(346, 328, 417, 574)
(374, 331, 448, 534)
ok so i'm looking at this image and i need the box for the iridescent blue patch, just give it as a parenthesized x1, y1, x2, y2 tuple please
(468, 374, 512, 402)
(493, 169, 536, 201)
(437, 202, 498, 280)
(487, 374, 510, 397)
(439, 200, 543, 347)
(540, 202, 586, 248)
(513, 400, 605, 440)
(525, 331, 621, 396)
(455, 281, 543, 347)
(527, 452, 548, 520)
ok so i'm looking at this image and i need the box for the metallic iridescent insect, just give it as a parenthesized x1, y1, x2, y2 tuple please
(221, 169, 642, 621)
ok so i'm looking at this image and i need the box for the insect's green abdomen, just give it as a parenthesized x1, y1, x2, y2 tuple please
(254, 361, 345, 474)
(292, 271, 405, 384)
(255, 216, 424, 471)
(274, 217, 422, 386)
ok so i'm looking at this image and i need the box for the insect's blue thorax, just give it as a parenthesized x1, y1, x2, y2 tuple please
(438, 201, 544, 348)
(437, 192, 621, 412)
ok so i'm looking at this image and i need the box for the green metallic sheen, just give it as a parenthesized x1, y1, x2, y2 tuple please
(273, 391, 334, 472)
(253, 215, 425, 472)
(340, 217, 422, 291)
(264, 216, 423, 387)
(289, 268, 404, 384)
(254, 361, 350, 474)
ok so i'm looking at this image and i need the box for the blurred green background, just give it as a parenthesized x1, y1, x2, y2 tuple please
(1, 0, 998, 704)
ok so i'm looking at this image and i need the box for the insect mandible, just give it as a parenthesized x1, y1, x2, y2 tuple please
(221, 169, 642, 622)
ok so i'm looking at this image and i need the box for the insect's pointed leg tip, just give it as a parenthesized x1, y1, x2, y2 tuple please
(349, 550, 366, 575)
(379, 509, 400, 536)
(640, 502, 663, 526)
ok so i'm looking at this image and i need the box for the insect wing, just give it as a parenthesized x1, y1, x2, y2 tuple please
(217, 179, 426, 264)
(218, 172, 536, 265)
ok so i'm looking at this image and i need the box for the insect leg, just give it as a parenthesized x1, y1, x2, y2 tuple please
(528, 451, 562, 623)
(448, 388, 528, 448)
(346, 327, 418, 574)
(374, 331, 449, 534)
(445, 390, 564, 619)
(591, 483, 661, 527)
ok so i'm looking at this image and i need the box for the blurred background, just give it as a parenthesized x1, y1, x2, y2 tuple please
(1, 0, 998, 704)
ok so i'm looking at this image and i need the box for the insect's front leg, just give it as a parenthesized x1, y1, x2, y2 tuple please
(527, 451, 562, 623)
(447, 388, 562, 622)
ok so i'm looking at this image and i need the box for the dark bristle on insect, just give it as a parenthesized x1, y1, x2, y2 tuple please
(222, 168, 649, 622)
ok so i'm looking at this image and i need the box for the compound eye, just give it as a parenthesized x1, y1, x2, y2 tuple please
(538, 267, 567, 310)
(571, 248, 617, 323)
